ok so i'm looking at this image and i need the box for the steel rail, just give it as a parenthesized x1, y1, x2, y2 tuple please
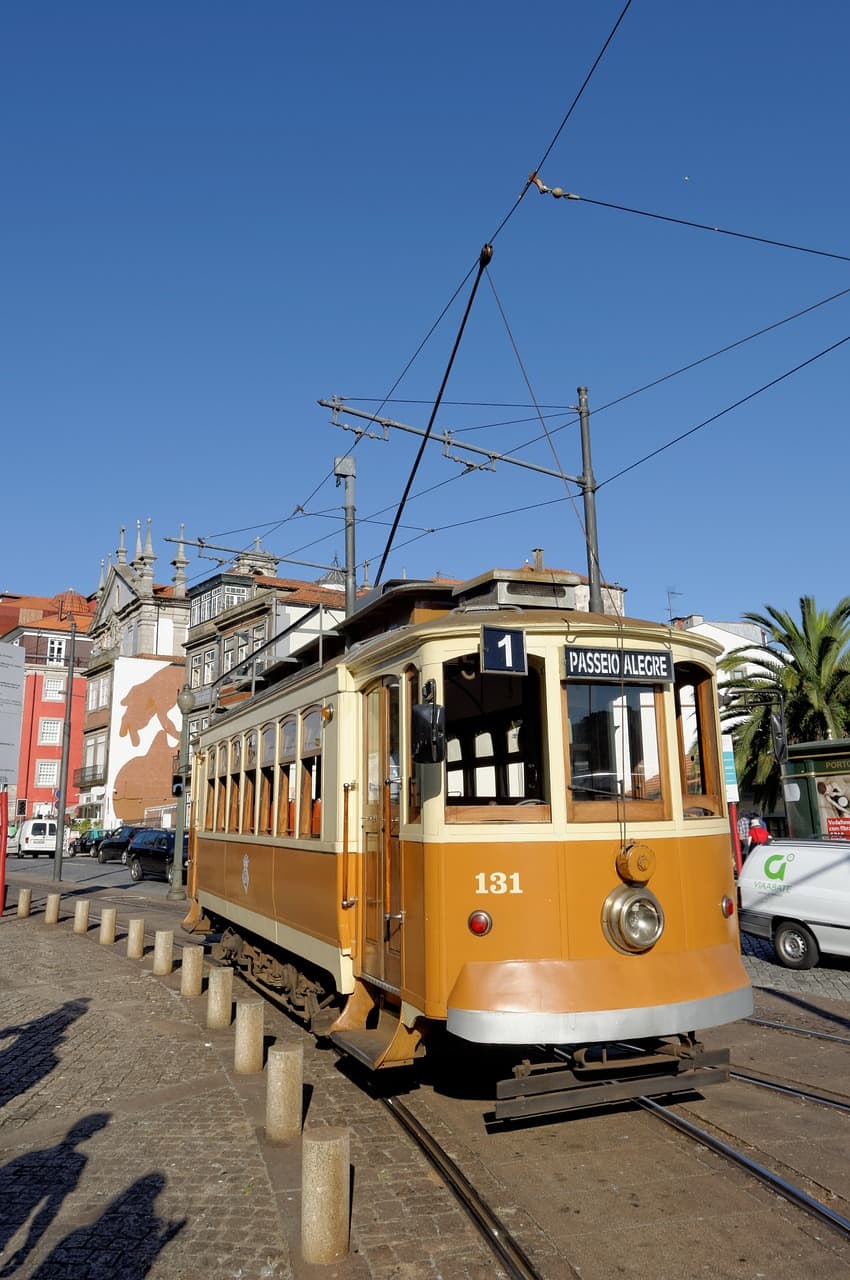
(745, 1015, 850, 1047)
(381, 1095, 554, 1280)
(639, 1097, 850, 1241)
(730, 1069, 850, 1114)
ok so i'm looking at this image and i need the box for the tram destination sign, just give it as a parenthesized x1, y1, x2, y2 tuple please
(564, 645, 673, 684)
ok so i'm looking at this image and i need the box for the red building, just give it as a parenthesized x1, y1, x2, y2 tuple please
(0, 591, 95, 822)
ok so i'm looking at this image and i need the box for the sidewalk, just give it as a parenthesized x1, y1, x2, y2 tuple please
(0, 875, 495, 1280)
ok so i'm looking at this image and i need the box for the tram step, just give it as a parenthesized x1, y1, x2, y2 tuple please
(329, 1026, 416, 1070)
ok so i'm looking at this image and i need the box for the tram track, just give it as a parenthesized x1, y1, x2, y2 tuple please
(640, 1095, 850, 1243)
(745, 1014, 850, 1046)
(380, 1094, 555, 1280)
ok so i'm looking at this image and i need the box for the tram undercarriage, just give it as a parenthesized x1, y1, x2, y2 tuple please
(211, 924, 339, 1034)
(494, 1036, 730, 1121)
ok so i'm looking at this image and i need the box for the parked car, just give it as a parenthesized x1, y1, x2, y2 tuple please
(18, 818, 57, 857)
(738, 837, 850, 969)
(73, 828, 108, 858)
(97, 826, 149, 864)
(127, 828, 189, 884)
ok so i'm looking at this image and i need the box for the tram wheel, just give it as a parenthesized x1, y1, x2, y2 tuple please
(773, 920, 819, 970)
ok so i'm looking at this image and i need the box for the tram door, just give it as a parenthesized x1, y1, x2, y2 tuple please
(362, 678, 402, 990)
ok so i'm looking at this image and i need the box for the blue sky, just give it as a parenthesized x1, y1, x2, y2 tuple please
(2, 2, 848, 624)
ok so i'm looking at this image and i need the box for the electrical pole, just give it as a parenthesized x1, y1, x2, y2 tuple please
(576, 387, 603, 615)
(334, 456, 357, 615)
(53, 621, 77, 882)
(321, 393, 606, 612)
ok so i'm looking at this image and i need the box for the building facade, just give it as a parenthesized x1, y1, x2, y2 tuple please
(0, 591, 95, 822)
(78, 524, 190, 828)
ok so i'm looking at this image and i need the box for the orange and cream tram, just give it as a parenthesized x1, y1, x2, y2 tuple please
(186, 565, 752, 1118)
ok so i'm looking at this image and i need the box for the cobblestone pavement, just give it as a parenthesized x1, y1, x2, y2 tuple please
(3, 868, 849, 1279)
(0, 874, 499, 1280)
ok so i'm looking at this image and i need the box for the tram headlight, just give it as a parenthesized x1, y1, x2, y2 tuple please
(602, 885, 665, 954)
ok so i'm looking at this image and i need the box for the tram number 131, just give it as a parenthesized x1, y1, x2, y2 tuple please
(475, 872, 523, 894)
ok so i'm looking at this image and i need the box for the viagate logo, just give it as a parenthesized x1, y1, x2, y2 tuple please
(763, 851, 795, 882)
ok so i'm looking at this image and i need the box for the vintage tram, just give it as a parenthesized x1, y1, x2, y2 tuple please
(185, 564, 752, 1118)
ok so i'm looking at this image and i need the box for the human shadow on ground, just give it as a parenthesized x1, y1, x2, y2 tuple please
(28, 1172, 185, 1279)
(0, 1112, 110, 1276)
(0, 998, 90, 1109)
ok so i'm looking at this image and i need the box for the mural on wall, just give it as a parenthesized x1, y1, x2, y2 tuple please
(108, 660, 183, 823)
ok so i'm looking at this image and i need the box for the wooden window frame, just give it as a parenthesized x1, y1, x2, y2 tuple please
(564, 683, 671, 824)
(674, 662, 723, 818)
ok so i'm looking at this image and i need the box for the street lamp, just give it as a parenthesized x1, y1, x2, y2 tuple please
(167, 683, 195, 902)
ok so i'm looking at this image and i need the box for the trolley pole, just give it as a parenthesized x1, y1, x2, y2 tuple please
(577, 388, 603, 615)
(334, 456, 357, 616)
(53, 621, 77, 883)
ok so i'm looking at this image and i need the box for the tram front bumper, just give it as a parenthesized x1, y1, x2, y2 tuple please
(445, 947, 753, 1045)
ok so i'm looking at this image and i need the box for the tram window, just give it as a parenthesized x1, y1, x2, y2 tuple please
(674, 663, 722, 817)
(258, 724, 275, 836)
(216, 744, 227, 833)
(299, 707, 322, 838)
(227, 737, 241, 832)
(565, 682, 667, 821)
(443, 655, 549, 822)
(277, 716, 296, 837)
(205, 748, 216, 831)
(243, 731, 257, 834)
(405, 667, 422, 822)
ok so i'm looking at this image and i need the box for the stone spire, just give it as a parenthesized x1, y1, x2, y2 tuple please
(171, 524, 189, 599)
(116, 526, 128, 567)
(97, 559, 105, 598)
(137, 518, 156, 597)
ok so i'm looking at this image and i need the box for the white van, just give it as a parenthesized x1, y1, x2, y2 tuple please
(18, 818, 58, 857)
(738, 838, 850, 970)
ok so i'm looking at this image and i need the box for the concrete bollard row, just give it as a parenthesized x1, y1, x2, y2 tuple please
(127, 918, 145, 959)
(180, 945, 204, 997)
(73, 899, 90, 934)
(153, 930, 174, 976)
(265, 1042, 303, 1143)
(17, 888, 32, 918)
(234, 998, 264, 1074)
(99, 907, 117, 945)
(301, 1126, 350, 1263)
(44, 893, 61, 926)
(206, 966, 234, 1029)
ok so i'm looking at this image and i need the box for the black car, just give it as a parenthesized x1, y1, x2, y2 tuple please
(127, 828, 189, 883)
(97, 826, 149, 863)
(74, 828, 108, 858)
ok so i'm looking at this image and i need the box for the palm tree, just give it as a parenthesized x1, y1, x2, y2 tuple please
(720, 596, 850, 810)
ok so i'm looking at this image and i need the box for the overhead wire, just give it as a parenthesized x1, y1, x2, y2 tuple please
(198, 2, 635, 578)
(529, 178, 850, 265)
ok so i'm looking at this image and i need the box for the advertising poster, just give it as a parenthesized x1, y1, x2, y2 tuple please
(815, 773, 850, 839)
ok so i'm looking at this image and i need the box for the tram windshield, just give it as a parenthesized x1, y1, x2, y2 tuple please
(566, 683, 662, 805)
(443, 654, 545, 812)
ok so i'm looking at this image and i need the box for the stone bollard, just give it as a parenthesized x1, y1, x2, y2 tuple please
(44, 893, 61, 925)
(126, 918, 145, 960)
(301, 1127, 350, 1263)
(234, 998, 265, 1074)
(73, 900, 90, 934)
(265, 1042, 304, 1142)
(206, 967, 234, 1029)
(17, 888, 32, 918)
(99, 908, 117, 945)
(153, 930, 174, 976)
(180, 945, 204, 997)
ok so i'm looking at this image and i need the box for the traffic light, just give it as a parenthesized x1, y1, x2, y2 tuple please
(172, 774, 184, 798)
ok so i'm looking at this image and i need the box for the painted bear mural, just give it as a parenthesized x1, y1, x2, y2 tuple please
(112, 664, 183, 822)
